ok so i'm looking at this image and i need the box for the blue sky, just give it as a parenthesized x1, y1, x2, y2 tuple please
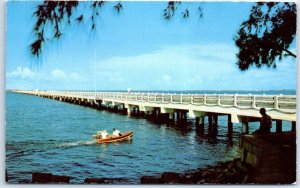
(6, 1, 297, 91)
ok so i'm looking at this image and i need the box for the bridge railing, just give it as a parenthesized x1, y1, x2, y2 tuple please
(14, 90, 296, 113)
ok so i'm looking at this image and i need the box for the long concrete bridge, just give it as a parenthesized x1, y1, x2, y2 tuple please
(13, 90, 297, 133)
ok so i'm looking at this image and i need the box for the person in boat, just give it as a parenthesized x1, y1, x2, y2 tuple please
(112, 128, 122, 137)
(97, 130, 109, 139)
(253, 108, 272, 134)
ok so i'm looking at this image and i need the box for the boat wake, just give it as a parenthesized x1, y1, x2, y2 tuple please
(58, 140, 97, 148)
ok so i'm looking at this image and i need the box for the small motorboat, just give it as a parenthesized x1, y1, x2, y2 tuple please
(92, 131, 134, 144)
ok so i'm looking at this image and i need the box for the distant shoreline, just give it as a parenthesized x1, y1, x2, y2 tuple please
(6, 89, 296, 95)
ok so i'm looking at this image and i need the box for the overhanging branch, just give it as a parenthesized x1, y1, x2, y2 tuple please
(283, 49, 296, 58)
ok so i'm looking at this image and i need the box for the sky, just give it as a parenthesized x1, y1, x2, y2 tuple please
(6, 1, 297, 91)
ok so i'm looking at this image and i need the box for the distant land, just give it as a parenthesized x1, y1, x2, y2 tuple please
(7, 89, 296, 95)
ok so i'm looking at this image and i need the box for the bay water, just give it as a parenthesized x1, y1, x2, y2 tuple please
(6, 91, 294, 183)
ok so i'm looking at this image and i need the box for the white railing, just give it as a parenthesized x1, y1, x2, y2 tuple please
(13, 90, 296, 113)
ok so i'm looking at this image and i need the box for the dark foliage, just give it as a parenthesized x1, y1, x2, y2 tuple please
(163, 1, 203, 20)
(31, 1, 203, 58)
(113, 2, 123, 14)
(31, 0, 113, 57)
(234, 2, 296, 71)
(31, 1, 79, 57)
(163, 1, 181, 20)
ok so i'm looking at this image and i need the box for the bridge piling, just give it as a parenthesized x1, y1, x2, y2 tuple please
(179, 112, 183, 122)
(154, 108, 161, 122)
(127, 108, 132, 116)
(276, 120, 282, 133)
(195, 117, 200, 126)
(182, 112, 187, 122)
(175, 112, 180, 122)
(242, 122, 249, 134)
(212, 115, 218, 126)
(195, 116, 205, 129)
(200, 116, 205, 128)
(228, 114, 233, 130)
(291, 121, 296, 132)
(169, 113, 174, 121)
(208, 116, 212, 126)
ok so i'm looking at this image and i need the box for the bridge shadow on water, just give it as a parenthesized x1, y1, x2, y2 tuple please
(143, 117, 236, 147)
(66, 103, 237, 148)
(195, 125, 235, 147)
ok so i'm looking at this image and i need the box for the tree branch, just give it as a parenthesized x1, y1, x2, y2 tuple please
(283, 49, 296, 58)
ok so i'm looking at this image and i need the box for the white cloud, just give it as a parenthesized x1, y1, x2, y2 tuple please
(7, 67, 87, 90)
(50, 69, 85, 81)
(51, 69, 67, 80)
(69, 72, 83, 80)
(7, 67, 37, 79)
(93, 43, 237, 90)
(8, 43, 295, 91)
(91, 43, 296, 90)
(155, 74, 172, 86)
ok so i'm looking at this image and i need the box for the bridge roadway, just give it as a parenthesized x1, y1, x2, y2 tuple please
(13, 90, 297, 133)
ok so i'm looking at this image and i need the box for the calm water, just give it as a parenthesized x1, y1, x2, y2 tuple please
(6, 91, 294, 184)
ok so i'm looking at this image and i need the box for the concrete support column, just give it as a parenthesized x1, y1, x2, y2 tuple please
(127, 108, 132, 116)
(226, 114, 233, 146)
(200, 116, 205, 126)
(212, 115, 218, 126)
(93, 102, 98, 109)
(89, 100, 93, 107)
(276, 120, 282, 133)
(196, 116, 205, 136)
(98, 101, 103, 110)
(135, 107, 140, 115)
(157, 109, 161, 117)
(176, 112, 180, 122)
(242, 122, 249, 134)
(169, 113, 174, 121)
(137, 107, 140, 115)
(196, 116, 205, 129)
(155, 109, 161, 121)
(195, 117, 200, 126)
(208, 116, 212, 126)
(227, 114, 232, 126)
(291, 121, 296, 132)
(228, 114, 233, 134)
(181, 112, 187, 121)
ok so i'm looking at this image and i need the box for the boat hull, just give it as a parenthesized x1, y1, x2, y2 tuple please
(95, 131, 134, 143)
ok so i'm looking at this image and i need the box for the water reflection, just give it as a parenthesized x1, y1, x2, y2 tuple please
(169, 121, 193, 136)
(103, 109, 238, 148)
(194, 124, 217, 144)
(146, 119, 194, 137)
(194, 123, 235, 148)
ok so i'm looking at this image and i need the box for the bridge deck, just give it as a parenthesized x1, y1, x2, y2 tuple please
(13, 90, 296, 123)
